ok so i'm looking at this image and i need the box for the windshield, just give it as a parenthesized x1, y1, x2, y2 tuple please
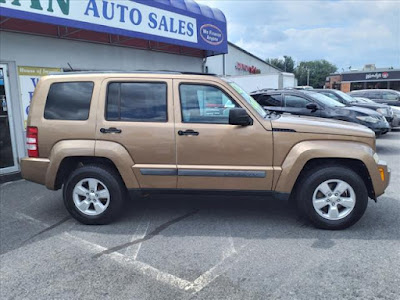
(304, 91, 346, 107)
(335, 90, 358, 103)
(227, 82, 267, 118)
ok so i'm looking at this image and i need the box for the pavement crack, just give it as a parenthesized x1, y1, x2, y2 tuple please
(93, 209, 199, 258)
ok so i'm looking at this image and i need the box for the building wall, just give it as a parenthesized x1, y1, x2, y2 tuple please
(206, 43, 279, 76)
(0, 32, 203, 72)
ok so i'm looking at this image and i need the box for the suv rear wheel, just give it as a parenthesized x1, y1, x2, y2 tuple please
(63, 165, 126, 225)
(296, 166, 369, 230)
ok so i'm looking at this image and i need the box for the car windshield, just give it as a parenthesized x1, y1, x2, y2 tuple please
(334, 90, 358, 103)
(227, 81, 267, 118)
(304, 91, 346, 107)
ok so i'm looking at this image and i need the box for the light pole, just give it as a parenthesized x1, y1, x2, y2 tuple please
(306, 68, 310, 86)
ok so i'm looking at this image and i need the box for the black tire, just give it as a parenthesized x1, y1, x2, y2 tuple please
(63, 165, 126, 225)
(296, 166, 368, 230)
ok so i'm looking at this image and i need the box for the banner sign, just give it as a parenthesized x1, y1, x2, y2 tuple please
(0, 0, 227, 54)
(342, 70, 400, 82)
(18, 66, 61, 129)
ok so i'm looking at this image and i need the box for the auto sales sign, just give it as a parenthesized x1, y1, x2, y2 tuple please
(0, 0, 227, 54)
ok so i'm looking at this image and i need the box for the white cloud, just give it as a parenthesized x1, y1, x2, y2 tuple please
(198, 0, 400, 69)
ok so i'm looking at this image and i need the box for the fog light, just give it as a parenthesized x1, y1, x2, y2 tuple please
(379, 167, 385, 181)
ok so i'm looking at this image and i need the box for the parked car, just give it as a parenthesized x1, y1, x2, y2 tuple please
(21, 72, 390, 230)
(353, 97, 400, 128)
(251, 89, 390, 135)
(348, 89, 400, 106)
(313, 89, 394, 125)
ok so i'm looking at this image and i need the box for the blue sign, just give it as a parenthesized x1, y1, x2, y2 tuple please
(0, 0, 228, 55)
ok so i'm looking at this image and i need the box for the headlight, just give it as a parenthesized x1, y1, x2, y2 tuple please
(356, 115, 380, 123)
(376, 108, 388, 116)
(373, 153, 380, 164)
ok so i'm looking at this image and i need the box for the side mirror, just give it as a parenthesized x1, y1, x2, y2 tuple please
(306, 103, 318, 112)
(229, 108, 252, 126)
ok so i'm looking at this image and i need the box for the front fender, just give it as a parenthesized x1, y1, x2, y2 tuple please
(274, 140, 381, 194)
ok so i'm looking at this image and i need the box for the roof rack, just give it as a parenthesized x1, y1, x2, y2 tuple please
(49, 70, 217, 76)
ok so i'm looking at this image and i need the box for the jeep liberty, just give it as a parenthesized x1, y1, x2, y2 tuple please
(21, 72, 390, 230)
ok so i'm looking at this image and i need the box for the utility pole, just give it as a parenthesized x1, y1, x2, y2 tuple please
(306, 68, 310, 86)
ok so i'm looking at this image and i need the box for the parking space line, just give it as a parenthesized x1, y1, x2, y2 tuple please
(124, 210, 150, 260)
(63, 232, 195, 292)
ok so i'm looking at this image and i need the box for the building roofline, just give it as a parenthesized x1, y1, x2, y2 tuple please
(227, 42, 283, 72)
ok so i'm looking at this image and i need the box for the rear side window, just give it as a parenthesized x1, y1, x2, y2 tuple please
(106, 82, 167, 122)
(44, 82, 94, 120)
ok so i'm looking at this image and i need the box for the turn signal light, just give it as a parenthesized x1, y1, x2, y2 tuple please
(378, 167, 385, 182)
(27, 126, 39, 158)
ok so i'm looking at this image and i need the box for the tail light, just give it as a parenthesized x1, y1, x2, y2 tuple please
(26, 126, 39, 157)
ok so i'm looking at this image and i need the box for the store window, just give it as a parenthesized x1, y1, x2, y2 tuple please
(389, 81, 400, 91)
(350, 82, 364, 91)
(366, 81, 388, 89)
(106, 82, 167, 122)
(44, 82, 94, 120)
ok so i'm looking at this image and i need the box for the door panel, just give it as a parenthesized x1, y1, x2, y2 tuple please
(173, 79, 274, 190)
(96, 78, 176, 189)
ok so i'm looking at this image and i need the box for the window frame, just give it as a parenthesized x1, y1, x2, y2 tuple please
(44, 81, 94, 121)
(105, 81, 169, 123)
(178, 82, 246, 125)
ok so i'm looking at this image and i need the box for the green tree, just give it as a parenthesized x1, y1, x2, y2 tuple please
(294, 60, 337, 88)
(265, 56, 295, 73)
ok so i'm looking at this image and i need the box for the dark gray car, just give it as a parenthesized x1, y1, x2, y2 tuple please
(251, 89, 391, 135)
(314, 89, 394, 125)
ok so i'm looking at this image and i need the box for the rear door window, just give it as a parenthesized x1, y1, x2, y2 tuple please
(44, 82, 94, 120)
(106, 82, 167, 122)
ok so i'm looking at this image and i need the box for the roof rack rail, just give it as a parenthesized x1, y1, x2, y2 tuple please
(49, 70, 217, 76)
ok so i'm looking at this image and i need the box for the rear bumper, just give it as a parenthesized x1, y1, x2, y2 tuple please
(20, 158, 49, 186)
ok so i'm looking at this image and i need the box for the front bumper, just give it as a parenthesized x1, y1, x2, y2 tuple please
(374, 160, 391, 198)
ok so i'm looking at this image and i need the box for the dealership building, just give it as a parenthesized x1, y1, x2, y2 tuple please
(325, 65, 400, 92)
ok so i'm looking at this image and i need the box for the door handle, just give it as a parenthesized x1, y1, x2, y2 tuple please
(178, 129, 199, 136)
(100, 127, 122, 134)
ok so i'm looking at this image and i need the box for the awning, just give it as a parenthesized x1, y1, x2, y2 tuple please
(0, 0, 228, 57)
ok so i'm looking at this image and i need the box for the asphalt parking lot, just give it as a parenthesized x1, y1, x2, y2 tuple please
(1, 130, 399, 300)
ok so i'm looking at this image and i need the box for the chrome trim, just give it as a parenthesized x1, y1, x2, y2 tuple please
(178, 169, 266, 178)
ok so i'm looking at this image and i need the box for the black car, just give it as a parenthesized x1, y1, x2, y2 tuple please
(251, 89, 390, 135)
(348, 89, 400, 107)
(314, 89, 394, 124)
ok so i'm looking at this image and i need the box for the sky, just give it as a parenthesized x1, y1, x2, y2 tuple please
(198, 0, 400, 71)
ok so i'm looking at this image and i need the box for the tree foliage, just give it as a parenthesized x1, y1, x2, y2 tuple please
(294, 60, 338, 88)
(265, 56, 295, 73)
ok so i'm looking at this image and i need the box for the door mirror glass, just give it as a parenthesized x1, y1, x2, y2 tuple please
(229, 108, 252, 126)
(306, 103, 318, 112)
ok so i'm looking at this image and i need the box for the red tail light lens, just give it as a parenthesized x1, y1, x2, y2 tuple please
(27, 126, 39, 158)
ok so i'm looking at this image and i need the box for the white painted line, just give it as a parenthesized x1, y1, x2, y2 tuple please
(15, 212, 49, 227)
(124, 210, 150, 259)
(63, 232, 195, 292)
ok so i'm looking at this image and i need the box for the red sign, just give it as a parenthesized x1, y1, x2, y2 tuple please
(235, 62, 260, 74)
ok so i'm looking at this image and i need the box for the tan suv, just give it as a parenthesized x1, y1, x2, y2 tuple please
(21, 72, 390, 229)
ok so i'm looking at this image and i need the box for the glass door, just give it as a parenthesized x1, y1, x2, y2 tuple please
(0, 64, 18, 174)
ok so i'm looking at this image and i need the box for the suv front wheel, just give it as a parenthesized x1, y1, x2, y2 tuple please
(296, 166, 369, 230)
(63, 165, 126, 225)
